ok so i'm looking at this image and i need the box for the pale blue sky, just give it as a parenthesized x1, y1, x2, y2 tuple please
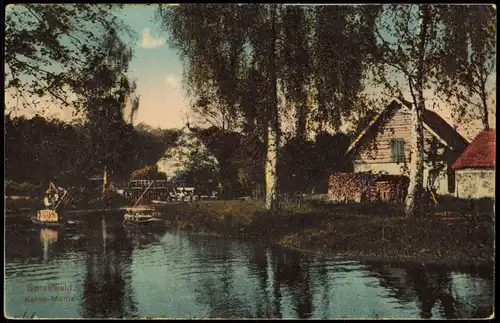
(4, 4, 189, 129)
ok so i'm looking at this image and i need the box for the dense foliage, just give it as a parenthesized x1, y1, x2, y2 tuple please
(4, 114, 178, 187)
(4, 4, 132, 114)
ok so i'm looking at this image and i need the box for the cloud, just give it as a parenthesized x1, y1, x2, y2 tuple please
(165, 74, 182, 89)
(140, 28, 166, 49)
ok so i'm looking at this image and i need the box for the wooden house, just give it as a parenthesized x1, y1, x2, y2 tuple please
(345, 98, 469, 196)
(451, 129, 495, 199)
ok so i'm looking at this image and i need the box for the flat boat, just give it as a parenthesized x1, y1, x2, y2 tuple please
(123, 206, 165, 227)
(151, 199, 169, 205)
(31, 209, 78, 228)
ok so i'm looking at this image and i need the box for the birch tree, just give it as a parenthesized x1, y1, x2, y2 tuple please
(156, 4, 282, 210)
(311, 5, 381, 133)
(263, 5, 280, 211)
(156, 4, 381, 210)
(373, 5, 446, 217)
(439, 5, 496, 131)
(281, 5, 312, 140)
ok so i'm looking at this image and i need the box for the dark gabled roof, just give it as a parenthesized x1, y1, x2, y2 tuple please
(346, 98, 469, 155)
(452, 129, 496, 170)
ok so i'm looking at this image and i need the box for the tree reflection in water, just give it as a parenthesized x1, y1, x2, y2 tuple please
(183, 233, 315, 319)
(364, 261, 494, 319)
(184, 234, 252, 318)
(406, 266, 457, 318)
(271, 249, 313, 319)
(312, 256, 331, 319)
(80, 213, 138, 318)
(248, 245, 280, 318)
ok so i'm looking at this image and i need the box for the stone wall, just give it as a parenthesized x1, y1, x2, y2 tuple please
(327, 172, 409, 204)
(456, 169, 495, 199)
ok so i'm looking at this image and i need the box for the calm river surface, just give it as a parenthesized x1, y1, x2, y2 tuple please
(4, 211, 494, 319)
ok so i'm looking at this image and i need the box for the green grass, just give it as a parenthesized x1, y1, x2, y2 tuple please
(155, 200, 494, 265)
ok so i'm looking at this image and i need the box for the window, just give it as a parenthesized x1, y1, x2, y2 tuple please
(391, 139, 405, 163)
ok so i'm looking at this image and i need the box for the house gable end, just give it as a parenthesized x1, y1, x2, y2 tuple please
(347, 98, 469, 158)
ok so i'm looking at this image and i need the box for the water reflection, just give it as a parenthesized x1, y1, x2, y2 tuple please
(4, 213, 494, 319)
(272, 250, 313, 319)
(40, 228, 59, 261)
(80, 215, 138, 318)
(248, 247, 281, 318)
(364, 262, 494, 319)
(184, 233, 253, 318)
(407, 266, 457, 318)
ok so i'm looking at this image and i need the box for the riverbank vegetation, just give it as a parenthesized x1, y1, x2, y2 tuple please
(154, 200, 494, 265)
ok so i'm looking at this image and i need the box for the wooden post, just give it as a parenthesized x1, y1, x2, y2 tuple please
(133, 180, 155, 207)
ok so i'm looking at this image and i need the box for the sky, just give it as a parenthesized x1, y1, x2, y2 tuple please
(121, 4, 189, 129)
(4, 4, 496, 141)
(4, 4, 189, 130)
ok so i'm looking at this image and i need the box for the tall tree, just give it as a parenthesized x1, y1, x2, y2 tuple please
(70, 28, 141, 179)
(74, 29, 138, 125)
(281, 5, 312, 140)
(264, 5, 280, 211)
(311, 5, 381, 133)
(156, 4, 384, 209)
(156, 4, 283, 210)
(373, 5, 447, 217)
(4, 4, 126, 115)
(438, 5, 496, 131)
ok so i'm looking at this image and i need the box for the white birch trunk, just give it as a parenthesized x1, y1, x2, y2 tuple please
(404, 103, 425, 217)
(404, 6, 428, 217)
(265, 5, 280, 211)
(265, 122, 279, 210)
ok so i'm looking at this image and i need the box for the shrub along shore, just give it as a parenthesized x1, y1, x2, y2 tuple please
(154, 200, 494, 266)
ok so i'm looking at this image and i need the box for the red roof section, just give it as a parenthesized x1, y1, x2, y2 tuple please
(452, 129, 496, 170)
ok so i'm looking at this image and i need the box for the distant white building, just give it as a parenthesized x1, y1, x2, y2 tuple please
(156, 125, 219, 180)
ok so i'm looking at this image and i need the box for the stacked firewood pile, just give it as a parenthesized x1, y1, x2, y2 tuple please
(328, 173, 409, 204)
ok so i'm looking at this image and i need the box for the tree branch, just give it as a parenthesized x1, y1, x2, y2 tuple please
(457, 92, 483, 110)
(25, 6, 45, 25)
(408, 74, 419, 109)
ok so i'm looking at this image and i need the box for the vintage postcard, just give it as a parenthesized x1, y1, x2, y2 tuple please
(4, 3, 495, 319)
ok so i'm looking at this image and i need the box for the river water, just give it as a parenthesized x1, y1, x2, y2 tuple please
(4, 211, 494, 319)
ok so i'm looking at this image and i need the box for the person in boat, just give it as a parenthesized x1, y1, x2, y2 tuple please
(44, 182, 68, 212)
(44, 192, 55, 209)
(44, 182, 59, 210)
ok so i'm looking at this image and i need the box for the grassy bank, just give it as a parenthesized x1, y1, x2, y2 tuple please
(154, 200, 494, 265)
